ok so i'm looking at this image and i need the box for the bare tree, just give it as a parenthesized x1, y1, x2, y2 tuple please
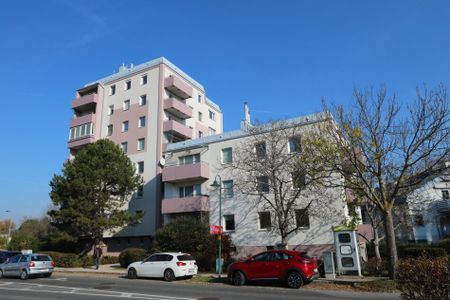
(315, 85, 450, 279)
(223, 118, 338, 248)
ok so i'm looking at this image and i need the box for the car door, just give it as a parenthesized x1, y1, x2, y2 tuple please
(5, 255, 22, 276)
(139, 255, 158, 277)
(247, 252, 271, 279)
(269, 252, 292, 279)
(151, 254, 172, 277)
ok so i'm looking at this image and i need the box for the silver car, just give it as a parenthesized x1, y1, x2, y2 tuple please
(0, 253, 54, 280)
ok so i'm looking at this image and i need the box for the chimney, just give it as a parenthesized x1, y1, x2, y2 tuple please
(240, 101, 252, 130)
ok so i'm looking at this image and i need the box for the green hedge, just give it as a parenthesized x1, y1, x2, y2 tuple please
(433, 238, 450, 254)
(44, 251, 119, 268)
(118, 248, 148, 268)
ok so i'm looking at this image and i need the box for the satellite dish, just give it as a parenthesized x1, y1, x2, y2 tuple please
(159, 157, 166, 167)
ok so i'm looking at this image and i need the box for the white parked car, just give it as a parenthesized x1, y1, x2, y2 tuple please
(127, 252, 197, 281)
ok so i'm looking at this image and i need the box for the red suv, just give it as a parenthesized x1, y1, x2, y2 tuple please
(227, 250, 319, 289)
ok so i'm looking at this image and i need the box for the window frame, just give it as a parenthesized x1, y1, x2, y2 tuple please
(125, 80, 131, 90)
(222, 180, 234, 198)
(295, 208, 310, 229)
(121, 142, 128, 153)
(221, 147, 233, 164)
(258, 211, 271, 230)
(139, 116, 146, 128)
(139, 95, 147, 106)
(255, 142, 267, 158)
(137, 138, 145, 151)
(122, 121, 129, 132)
(123, 99, 130, 111)
(137, 161, 144, 174)
(223, 214, 235, 231)
(140, 75, 148, 85)
(109, 85, 116, 96)
(288, 136, 302, 153)
(256, 176, 270, 193)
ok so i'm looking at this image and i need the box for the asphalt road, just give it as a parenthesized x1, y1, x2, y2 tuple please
(0, 274, 400, 300)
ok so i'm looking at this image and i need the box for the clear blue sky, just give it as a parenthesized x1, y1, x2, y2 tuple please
(1, 0, 450, 225)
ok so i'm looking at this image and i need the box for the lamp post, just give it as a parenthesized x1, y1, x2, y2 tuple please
(5, 210, 12, 247)
(210, 175, 222, 278)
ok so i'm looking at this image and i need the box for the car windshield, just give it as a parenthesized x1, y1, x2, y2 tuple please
(31, 255, 51, 261)
(177, 255, 194, 261)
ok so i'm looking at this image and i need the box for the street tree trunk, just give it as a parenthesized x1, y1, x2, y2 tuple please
(383, 210, 398, 279)
(373, 227, 382, 262)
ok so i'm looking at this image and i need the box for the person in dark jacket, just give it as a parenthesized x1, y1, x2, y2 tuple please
(94, 244, 103, 270)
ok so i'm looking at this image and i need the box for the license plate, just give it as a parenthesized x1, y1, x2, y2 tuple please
(188, 269, 195, 273)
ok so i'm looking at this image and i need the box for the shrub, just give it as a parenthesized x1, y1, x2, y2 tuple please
(118, 248, 148, 268)
(101, 255, 119, 265)
(363, 257, 387, 277)
(402, 247, 447, 258)
(397, 256, 449, 300)
(433, 238, 450, 255)
(44, 251, 79, 268)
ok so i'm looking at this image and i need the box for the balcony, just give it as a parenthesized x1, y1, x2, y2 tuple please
(164, 98, 193, 119)
(71, 93, 98, 109)
(70, 113, 95, 128)
(68, 135, 95, 149)
(162, 162, 209, 183)
(164, 76, 193, 100)
(163, 120, 192, 140)
(162, 196, 209, 214)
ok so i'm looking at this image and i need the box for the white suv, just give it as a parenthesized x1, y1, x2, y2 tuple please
(127, 252, 197, 281)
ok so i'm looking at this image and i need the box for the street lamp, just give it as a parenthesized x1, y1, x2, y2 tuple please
(5, 210, 12, 247)
(210, 175, 222, 278)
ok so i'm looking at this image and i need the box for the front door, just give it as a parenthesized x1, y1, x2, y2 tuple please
(248, 252, 271, 279)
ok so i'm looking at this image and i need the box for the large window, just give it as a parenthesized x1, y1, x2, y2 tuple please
(178, 184, 201, 198)
(223, 180, 234, 198)
(224, 215, 235, 231)
(257, 176, 270, 193)
(69, 123, 94, 140)
(179, 154, 200, 165)
(295, 209, 310, 229)
(255, 142, 267, 158)
(259, 212, 271, 230)
(288, 136, 301, 153)
(221, 148, 232, 164)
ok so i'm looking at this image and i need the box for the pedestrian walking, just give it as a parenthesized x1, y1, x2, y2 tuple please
(94, 244, 103, 270)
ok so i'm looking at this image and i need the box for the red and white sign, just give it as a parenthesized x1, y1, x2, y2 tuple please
(210, 225, 223, 235)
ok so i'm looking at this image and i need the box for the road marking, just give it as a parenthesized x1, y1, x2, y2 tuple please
(0, 282, 197, 300)
(52, 277, 68, 281)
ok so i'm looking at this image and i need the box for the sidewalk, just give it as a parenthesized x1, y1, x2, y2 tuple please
(55, 264, 385, 283)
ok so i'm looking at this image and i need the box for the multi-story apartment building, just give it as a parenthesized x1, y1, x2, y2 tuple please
(162, 111, 356, 258)
(67, 57, 223, 251)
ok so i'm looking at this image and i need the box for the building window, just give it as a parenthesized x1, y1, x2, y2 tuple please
(139, 95, 147, 106)
(137, 138, 145, 151)
(137, 161, 144, 174)
(288, 136, 301, 153)
(178, 184, 201, 198)
(224, 215, 235, 231)
(257, 176, 270, 193)
(141, 75, 147, 85)
(198, 112, 203, 122)
(107, 125, 113, 136)
(209, 127, 216, 136)
(295, 209, 310, 228)
(292, 172, 306, 189)
(125, 80, 131, 90)
(255, 142, 266, 158)
(122, 121, 129, 132)
(137, 185, 143, 197)
(223, 180, 234, 198)
(108, 105, 114, 115)
(179, 154, 200, 165)
(121, 142, 128, 153)
(198, 131, 203, 138)
(209, 110, 216, 121)
(139, 116, 146, 128)
(109, 85, 116, 96)
(259, 212, 271, 230)
(69, 123, 94, 140)
(443, 190, 449, 200)
(123, 100, 130, 111)
(221, 148, 232, 164)
(198, 95, 202, 103)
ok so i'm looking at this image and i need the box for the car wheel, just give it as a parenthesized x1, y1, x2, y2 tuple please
(286, 271, 303, 289)
(128, 268, 137, 279)
(163, 269, 175, 282)
(20, 270, 29, 280)
(232, 271, 246, 286)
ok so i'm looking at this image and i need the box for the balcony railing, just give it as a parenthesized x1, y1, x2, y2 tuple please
(70, 113, 96, 128)
(162, 162, 209, 183)
(163, 120, 192, 140)
(164, 76, 193, 100)
(164, 98, 193, 119)
(71, 93, 98, 109)
(162, 196, 209, 214)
